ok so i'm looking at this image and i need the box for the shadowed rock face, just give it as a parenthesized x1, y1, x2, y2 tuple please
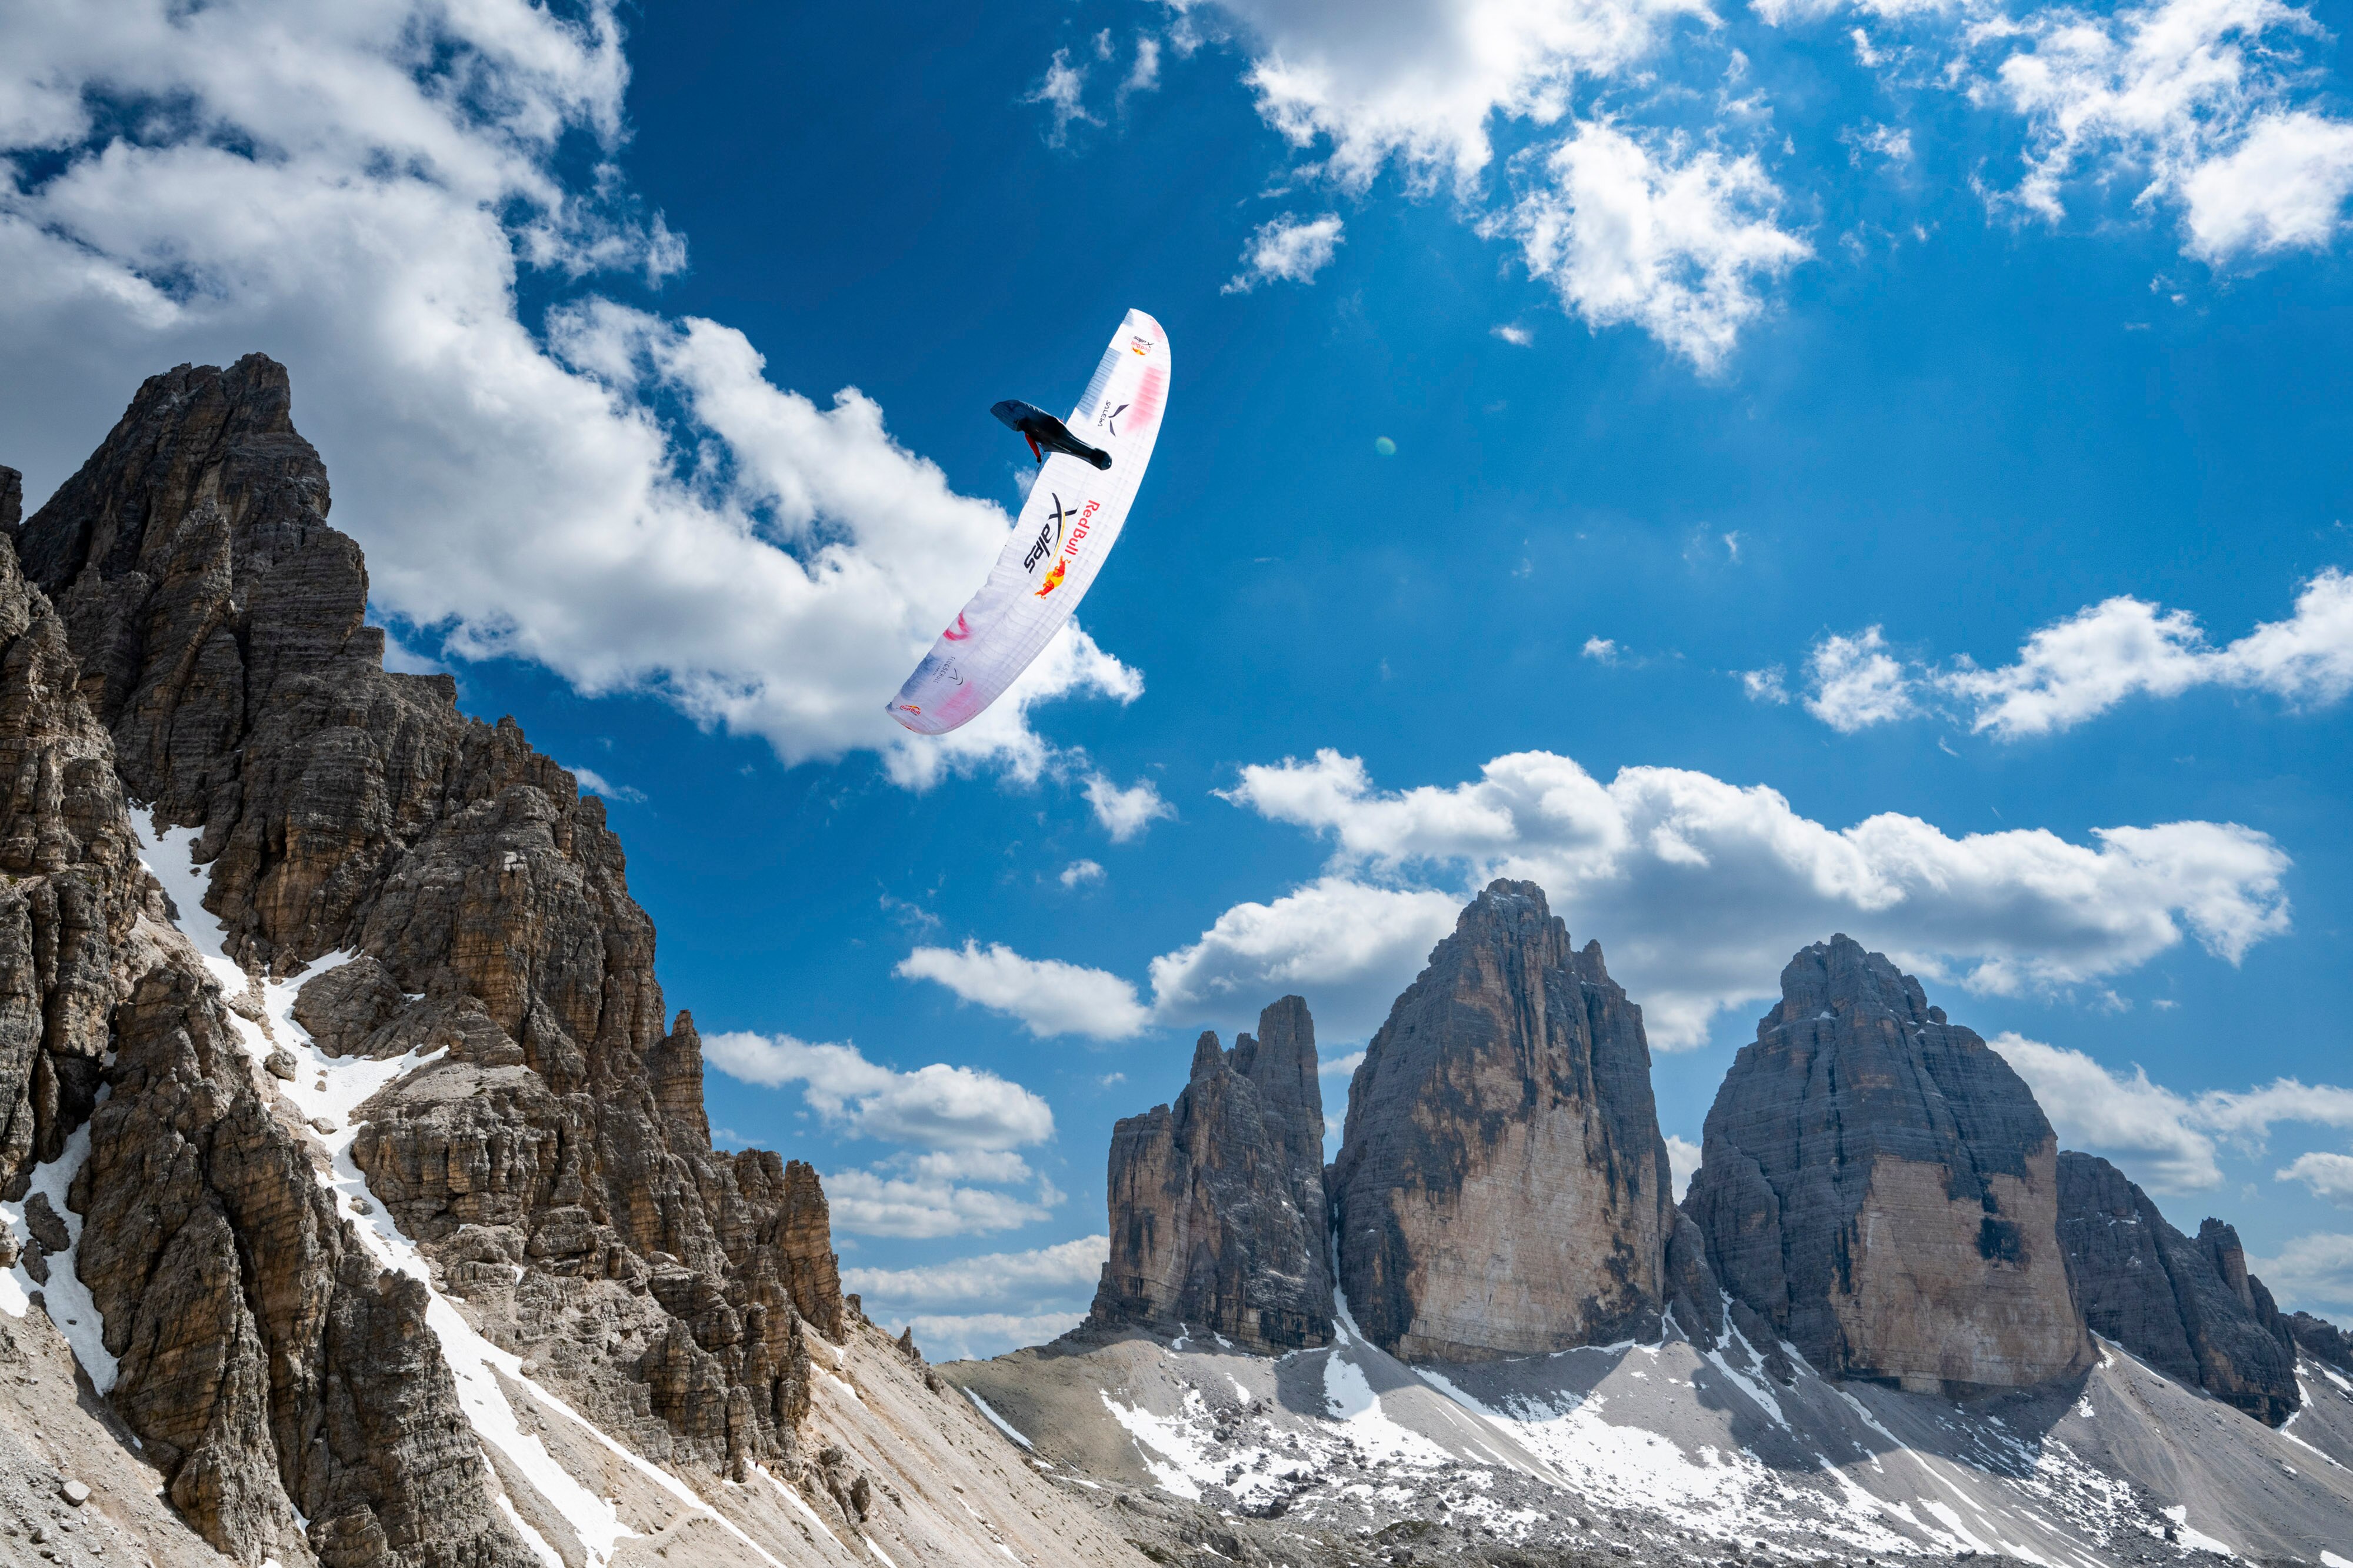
(2289, 1310, 2353, 1376)
(1685, 935, 2091, 1392)
(1088, 996, 1332, 1352)
(9, 355, 844, 1561)
(2056, 1151, 2299, 1424)
(1331, 880, 1676, 1363)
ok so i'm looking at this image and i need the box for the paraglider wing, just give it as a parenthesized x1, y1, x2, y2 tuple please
(888, 309, 1169, 735)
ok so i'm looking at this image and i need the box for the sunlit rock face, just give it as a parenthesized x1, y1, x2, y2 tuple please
(2057, 1151, 2300, 1424)
(1685, 935, 2092, 1393)
(1088, 995, 1333, 1353)
(1330, 880, 1677, 1364)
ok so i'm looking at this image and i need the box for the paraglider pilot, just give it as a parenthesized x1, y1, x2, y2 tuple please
(992, 399, 1112, 471)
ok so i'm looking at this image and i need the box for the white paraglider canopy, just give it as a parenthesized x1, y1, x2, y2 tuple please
(888, 308, 1168, 735)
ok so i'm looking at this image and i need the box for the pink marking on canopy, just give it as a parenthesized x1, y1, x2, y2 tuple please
(1125, 366, 1165, 433)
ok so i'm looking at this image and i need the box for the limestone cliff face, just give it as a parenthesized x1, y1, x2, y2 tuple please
(1329, 881, 1677, 1363)
(2055, 1151, 2300, 1424)
(0, 536, 142, 1202)
(0, 488, 533, 1563)
(1685, 936, 2091, 1392)
(5, 355, 845, 1562)
(1088, 996, 1332, 1352)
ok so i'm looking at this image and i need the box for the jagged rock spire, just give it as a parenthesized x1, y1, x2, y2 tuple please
(1329, 879, 1679, 1363)
(1088, 996, 1334, 1352)
(1684, 934, 2092, 1392)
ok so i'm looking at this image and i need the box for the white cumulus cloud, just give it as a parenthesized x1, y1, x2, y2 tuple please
(1985, 0, 2353, 262)
(1224, 212, 1345, 293)
(821, 1169, 1059, 1240)
(702, 1030, 1062, 1240)
(1988, 1033, 2222, 1190)
(1084, 773, 1176, 841)
(2197, 1079, 2353, 1143)
(2279, 1152, 2353, 1207)
(1208, 749, 2290, 1043)
(0, 0, 1135, 795)
(1989, 1035, 2353, 1196)
(1666, 1133, 1702, 1200)
(1502, 121, 1812, 371)
(1781, 569, 2353, 738)
(2251, 1232, 2353, 1316)
(837, 1216, 1102, 1347)
(1183, 0, 1709, 191)
(1941, 570, 2353, 738)
(896, 941, 1154, 1039)
(2181, 111, 2353, 258)
(902, 748, 2292, 1049)
(842, 1235, 1109, 1312)
(894, 1312, 1088, 1363)
(702, 1032, 1054, 1150)
(1168, 1, 1815, 364)
(1804, 626, 1915, 731)
(1149, 876, 1471, 1040)
(1763, 0, 2353, 266)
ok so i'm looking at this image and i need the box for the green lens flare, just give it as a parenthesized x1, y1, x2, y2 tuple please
(1374, 436, 1396, 456)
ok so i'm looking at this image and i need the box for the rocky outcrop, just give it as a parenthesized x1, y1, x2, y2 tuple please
(1329, 881, 1678, 1363)
(2055, 1151, 2300, 1424)
(1088, 996, 1332, 1352)
(7, 355, 845, 1560)
(1684, 935, 2091, 1392)
(2289, 1310, 2353, 1376)
(77, 957, 536, 1566)
(0, 536, 142, 1202)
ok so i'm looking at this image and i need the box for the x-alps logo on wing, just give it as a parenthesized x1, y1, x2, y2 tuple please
(1097, 402, 1131, 436)
(1022, 495, 1079, 572)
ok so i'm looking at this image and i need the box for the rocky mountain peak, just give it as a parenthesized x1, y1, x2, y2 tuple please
(1685, 934, 2091, 1392)
(1767, 933, 1938, 1028)
(1088, 998, 1333, 1353)
(1329, 879, 1678, 1363)
(0, 355, 849, 1564)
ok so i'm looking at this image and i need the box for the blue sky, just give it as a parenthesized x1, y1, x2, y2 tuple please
(5, 0, 2352, 1357)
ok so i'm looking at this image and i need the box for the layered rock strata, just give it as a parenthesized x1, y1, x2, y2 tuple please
(1684, 935, 2091, 1392)
(1330, 881, 1678, 1363)
(7, 355, 845, 1562)
(1088, 996, 1332, 1352)
(2055, 1150, 2300, 1424)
